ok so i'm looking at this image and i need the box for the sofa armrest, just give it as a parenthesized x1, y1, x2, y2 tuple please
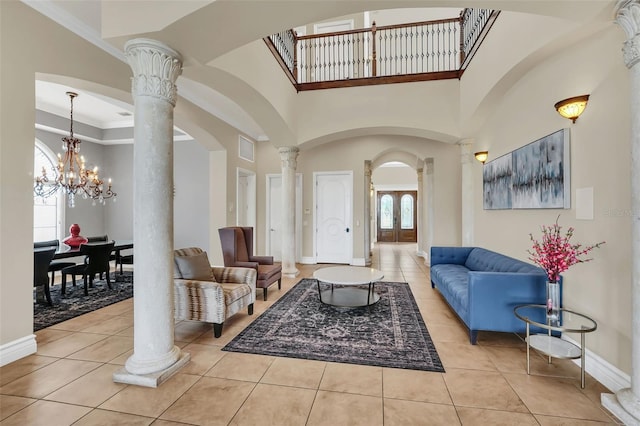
(249, 255, 274, 265)
(430, 246, 475, 266)
(467, 271, 550, 330)
(228, 261, 259, 270)
(174, 278, 226, 323)
(211, 266, 257, 290)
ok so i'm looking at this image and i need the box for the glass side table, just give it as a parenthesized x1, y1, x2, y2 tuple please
(514, 304, 597, 388)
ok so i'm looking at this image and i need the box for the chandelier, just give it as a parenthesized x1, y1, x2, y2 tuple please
(34, 91, 116, 207)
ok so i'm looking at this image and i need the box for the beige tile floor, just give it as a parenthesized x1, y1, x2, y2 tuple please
(0, 243, 622, 425)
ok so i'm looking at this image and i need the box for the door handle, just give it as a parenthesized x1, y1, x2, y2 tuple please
(346, 228, 350, 233)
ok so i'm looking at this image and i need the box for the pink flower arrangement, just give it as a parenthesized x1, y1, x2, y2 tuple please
(528, 217, 605, 283)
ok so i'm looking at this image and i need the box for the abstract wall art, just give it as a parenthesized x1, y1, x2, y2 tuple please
(483, 152, 513, 210)
(483, 129, 570, 210)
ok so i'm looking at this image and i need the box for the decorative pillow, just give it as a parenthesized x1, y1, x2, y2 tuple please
(174, 252, 214, 281)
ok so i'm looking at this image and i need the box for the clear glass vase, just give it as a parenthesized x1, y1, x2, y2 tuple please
(546, 281, 560, 325)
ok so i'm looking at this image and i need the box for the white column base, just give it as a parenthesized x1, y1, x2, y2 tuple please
(283, 268, 300, 278)
(602, 390, 640, 425)
(113, 351, 190, 388)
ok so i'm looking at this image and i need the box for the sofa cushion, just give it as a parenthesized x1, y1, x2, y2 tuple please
(465, 248, 541, 274)
(175, 251, 214, 281)
(431, 264, 470, 320)
(257, 263, 282, 280)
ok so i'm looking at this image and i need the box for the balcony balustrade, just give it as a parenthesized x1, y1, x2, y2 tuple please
(266, 8, 499, 90)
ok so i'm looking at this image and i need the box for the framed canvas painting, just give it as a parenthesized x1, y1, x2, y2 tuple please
(511, 128, 570, 209)
(483, 152, 513, 210)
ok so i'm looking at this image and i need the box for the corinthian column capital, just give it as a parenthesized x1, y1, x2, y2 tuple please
(425, 158, 434, 175)
(458, 139, 475, 164)
(279, 146, 300, 169)
(125, 39, 183, 106)
(616, 0, 640, 68)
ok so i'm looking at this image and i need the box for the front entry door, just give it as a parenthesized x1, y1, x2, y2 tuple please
(377, 191, 417, 242)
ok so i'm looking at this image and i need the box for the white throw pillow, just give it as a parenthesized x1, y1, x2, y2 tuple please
(174, 252, 214, 281)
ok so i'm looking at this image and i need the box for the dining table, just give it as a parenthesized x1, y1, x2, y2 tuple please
(50, 239, 133, 260)
(34, 239, 134, 282)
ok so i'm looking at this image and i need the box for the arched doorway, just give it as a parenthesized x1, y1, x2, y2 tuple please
(376, 190, 417, 242)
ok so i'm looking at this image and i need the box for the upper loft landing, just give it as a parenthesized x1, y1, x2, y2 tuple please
(265, 8, 499, 91)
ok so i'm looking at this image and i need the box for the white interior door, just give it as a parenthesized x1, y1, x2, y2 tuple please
(237, 168, 256, 244)
(266, 174, 302, 262)
(315, 171, 352, 264)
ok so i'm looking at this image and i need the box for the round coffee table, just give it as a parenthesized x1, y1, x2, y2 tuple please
(313, 265, 384, 307)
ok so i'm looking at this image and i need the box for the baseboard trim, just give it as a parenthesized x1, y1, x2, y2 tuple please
(300, 256, 316, 265)
(351, 258, 366, 266)
(0, 334, 37, 367)
(562, 334, 630, 392)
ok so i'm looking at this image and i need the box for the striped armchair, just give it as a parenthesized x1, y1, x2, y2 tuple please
(174, 247, 256, 337)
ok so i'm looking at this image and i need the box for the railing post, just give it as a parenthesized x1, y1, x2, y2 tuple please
(292, 30, 298, 83)
(459, 10, 466, 67)
(371, 21, 377, 77)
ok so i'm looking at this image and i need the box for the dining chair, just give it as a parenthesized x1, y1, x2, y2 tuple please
(218, 226, 282, 301)
(86, 235, 109, 278)
(86, 235, 109, 243)
(116, 252, 134, 275)
(34, 239, 75, 288)
(61, 240, 115, 295)
(34, 247, 57, 306)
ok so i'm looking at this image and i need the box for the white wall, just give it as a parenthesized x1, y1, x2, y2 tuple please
(373, 164, 418, 189)
(103, 144, 132, 240)
(173, 140, 210, 253)
(473, 25, 631, 374)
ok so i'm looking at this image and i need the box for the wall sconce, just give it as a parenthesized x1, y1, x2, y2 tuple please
(554, 95, 589, 123)
(474, 151, 488, 164)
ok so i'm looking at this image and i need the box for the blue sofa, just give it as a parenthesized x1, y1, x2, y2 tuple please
(430, 246, 560, 344)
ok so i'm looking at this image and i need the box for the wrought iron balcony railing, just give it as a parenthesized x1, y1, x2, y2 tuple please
(266, 8, 499, 91)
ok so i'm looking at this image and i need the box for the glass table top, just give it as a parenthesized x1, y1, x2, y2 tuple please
(514, 304, 597, 333)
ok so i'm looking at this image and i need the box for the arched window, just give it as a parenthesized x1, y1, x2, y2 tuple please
(400, 193, 414, 229)
(380, 194, 393, 229)
(34, 141, 64, 242)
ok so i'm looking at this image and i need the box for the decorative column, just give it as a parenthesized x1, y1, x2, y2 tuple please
(364, 161, 372, 266)
(602, 1, 640, 423)
(459, 139, 475, 246)
(280, 146, 299, 277)
(416, 165, 424, 257)
(113, 39, 190, 388)
(424, 158, 434, 265)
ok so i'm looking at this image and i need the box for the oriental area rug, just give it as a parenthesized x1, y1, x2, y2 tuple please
(33, 272, 133, 331)
(223, 278, 445, 372)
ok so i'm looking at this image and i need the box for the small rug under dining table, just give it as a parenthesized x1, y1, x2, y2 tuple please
(222, 278, 445, 372)
(33, 271, 133, 331)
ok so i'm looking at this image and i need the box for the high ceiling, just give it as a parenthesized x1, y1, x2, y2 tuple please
(28, 0, 268, 143)
(26, 0, 615, 145)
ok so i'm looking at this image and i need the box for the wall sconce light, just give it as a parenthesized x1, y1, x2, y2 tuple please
(554, 95, 589, 123)
(474, 151, 489, 164)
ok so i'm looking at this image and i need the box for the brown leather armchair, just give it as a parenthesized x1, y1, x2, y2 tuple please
(218, 227, 282, 301)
